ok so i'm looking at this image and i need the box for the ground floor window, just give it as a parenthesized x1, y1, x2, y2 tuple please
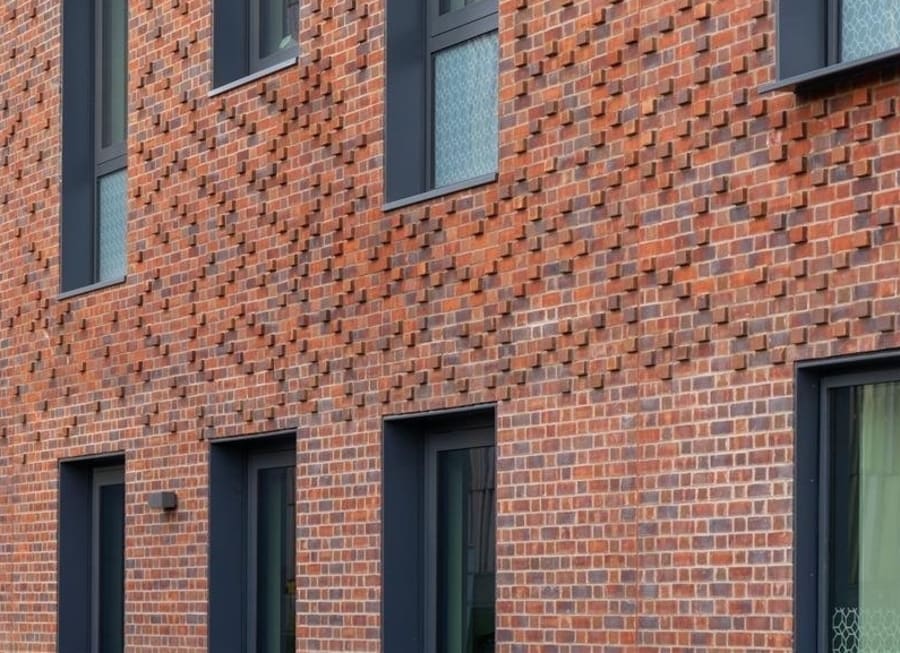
(797, 358, 900, 652)
(59, 456, 125, 653)
(209, 432, 296, 653)
(383, 405, 496, 653)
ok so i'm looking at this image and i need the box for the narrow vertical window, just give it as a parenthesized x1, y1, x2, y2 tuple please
(59, 458, 126, 653)
(62, 0, 128, 291)
(93, 468, 126, 653)
(435, 446, 496, 653)
(209, 434, 297, 653)
(250, 455, 297, 653)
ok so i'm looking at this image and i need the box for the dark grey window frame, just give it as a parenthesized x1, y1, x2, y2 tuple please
(208, 431, 297, 653)
(384, 0, 498, 205)
(382, 404, 496, 653)
(767, 0, 900, 91)
(212, 0, 300, 89)
(58, 454, 126, 653)
(61, 0, 128, 293)
(795, 351, 900, 652)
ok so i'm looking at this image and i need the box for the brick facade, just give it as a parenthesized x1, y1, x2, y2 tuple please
(0, 0, 898, 649)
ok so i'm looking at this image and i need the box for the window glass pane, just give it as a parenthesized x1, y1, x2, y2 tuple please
(830, 381, 900, 652)
(97, 169, 127, 281)
(433, 31, 498, 188)
(100, 0, 127, 149)
(841, 0, 900, 61)
(256, 466, 296, 653)
(98, 482, 125, 653)
(260, 0, 299, 59)
(439, 0, 475, 15)
(437, 446, 495, 653)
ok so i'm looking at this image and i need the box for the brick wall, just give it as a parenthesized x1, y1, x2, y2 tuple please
(0, 0, 898, 649)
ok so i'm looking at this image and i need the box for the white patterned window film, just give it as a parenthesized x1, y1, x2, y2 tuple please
(97, 169, 127, 282)
(433, 31, 498, 189)
(842, 0, 900, 62)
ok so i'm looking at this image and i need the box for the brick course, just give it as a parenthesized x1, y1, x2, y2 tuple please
(0, 0, 898, 649)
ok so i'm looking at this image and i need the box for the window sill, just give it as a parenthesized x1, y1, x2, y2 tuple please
(762, 46, 900, 92)
(58, 275, 127, 300)
(208, 56, 298, 97)
(382, 173, 497, 212)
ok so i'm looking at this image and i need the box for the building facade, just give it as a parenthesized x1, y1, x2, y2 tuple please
(0, 0, 899, 650)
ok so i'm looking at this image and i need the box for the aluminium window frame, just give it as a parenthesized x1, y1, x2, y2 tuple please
(212, 0, 299, 90)
(245, 448, 297, 653)
(795, 352, 900, 652)
(382, 404, 497, 653)
(423, 428, 496, 653)
(92, 0, 128, 284)
(768, 0, 900, 90)
(58, 453, 127, 653)
(424, 0, 498, 190)
(90, 466, 126, 653)
(208, 430, 297, 653)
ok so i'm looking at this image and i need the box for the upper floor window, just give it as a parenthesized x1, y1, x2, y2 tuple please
(384, 0, 498, 206)
(841, 0, 900, 61)
(61, 0, 128, 293)
(213, 0, 300, 88)
(773, 0, 900, 85)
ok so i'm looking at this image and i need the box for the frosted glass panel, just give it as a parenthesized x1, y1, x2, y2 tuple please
(97, 170, 127, 281)
(433, 32, 498, 188)
(842, 0, 900, 61)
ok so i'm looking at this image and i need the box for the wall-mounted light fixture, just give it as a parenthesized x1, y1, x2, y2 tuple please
(148, 491, 178, 511)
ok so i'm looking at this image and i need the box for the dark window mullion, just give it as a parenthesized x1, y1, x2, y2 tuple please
(828, 0, 841, 64)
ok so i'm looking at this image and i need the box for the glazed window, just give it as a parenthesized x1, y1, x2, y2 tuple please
(213, 0, 299, 88)
(384, 0, 498, 206)
(61, 0, 129, 293)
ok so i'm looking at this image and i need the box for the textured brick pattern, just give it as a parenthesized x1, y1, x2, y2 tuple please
(0, 0, 898, 650)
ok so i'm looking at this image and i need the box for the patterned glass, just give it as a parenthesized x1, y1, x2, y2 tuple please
(842, 0, 900, 62)
(97, 169, 127, 281)
(433, 32, 498, 188)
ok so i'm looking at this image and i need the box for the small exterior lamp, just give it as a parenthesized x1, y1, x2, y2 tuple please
(148, 491, 178, 511)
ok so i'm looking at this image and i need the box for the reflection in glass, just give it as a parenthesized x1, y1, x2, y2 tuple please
(260, 0, 300, 59)
(98, 482, 125, 653)
(841, 0, 900, 62)
(437, 446, 496, 653)
(257, 466, 296, 653)
(433, 32, 498, 188)
(439, 0, 477, 15)
(829, 382, 900, 652)
(100, 0, 127, 149)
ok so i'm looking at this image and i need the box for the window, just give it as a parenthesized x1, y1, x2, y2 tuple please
(383, 407, 496, 653)
(213, 0, 299, 88)
(59, 458, 125, 653)
(384, 0, 498, 204)
(795, 357, 900, 652)
(209, 433, 296, 653)
(61, 0, 128, 292)
(774, 0, 900, 84)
